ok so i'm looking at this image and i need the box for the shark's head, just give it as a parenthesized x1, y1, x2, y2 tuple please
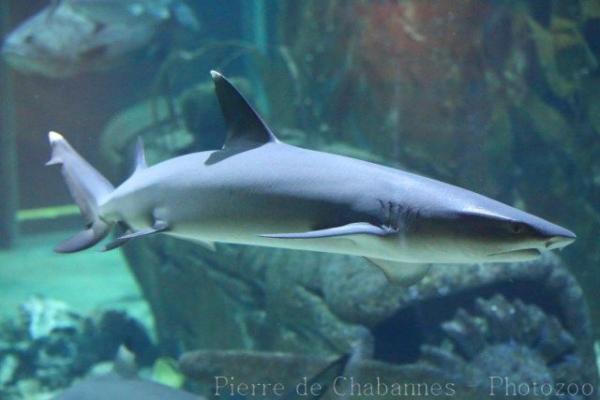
(405, 185, 576, 263)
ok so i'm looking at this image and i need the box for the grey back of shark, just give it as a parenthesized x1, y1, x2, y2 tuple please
(46, 71, 575, 285)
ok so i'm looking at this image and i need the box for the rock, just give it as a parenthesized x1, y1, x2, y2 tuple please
(92, 310, 157, 366)
(178, 77, 251, 150)
(0, 298, 155, 396)
(99, 76, 252, 178)
(526, 14, 596, 99)
(179, 350, 340, 385)
(121, 224, 598, 395)
(99, 97, 193, 180)
(16, 379, 43, 398)
(20, 297, 83, 341)
(0, 354, 19, 386)
(178, 350, 485, 399)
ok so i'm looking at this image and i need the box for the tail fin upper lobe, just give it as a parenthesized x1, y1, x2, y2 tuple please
(47, 131, 113, 253)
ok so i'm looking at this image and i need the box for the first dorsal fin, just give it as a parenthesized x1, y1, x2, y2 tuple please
(210, 70, 278, 149)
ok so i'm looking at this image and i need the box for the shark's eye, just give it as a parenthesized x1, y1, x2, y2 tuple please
(24, 35, 34, 44)
(509, 221, 526, 234)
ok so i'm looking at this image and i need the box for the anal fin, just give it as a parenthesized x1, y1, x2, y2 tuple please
(365, 258, 431, 287)
(190, 239, 217, 252)
(103, 220, 169, 251)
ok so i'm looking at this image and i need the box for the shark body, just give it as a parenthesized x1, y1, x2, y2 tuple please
(48, 71, 575, 283)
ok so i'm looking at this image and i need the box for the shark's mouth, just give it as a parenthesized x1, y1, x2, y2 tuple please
(486, 248, 541, 260)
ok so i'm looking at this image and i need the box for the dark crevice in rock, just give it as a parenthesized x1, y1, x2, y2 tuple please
(372, 279, 566, 365)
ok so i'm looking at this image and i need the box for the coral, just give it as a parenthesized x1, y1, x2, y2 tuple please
(20, 297, 83, 341)
(177, 292, 591, 398)
(0, 298, 154, 399)
(421, 295, 583, 398)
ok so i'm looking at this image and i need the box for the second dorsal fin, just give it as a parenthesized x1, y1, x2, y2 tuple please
(210, 70, 278, 149)
(133, 137, 147, 173)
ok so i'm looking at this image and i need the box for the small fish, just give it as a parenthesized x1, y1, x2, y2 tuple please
(46, 71, 576, 286)
(1, 0, 198, 78)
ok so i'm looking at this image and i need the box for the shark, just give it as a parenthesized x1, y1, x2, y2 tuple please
(46, 71, 576, 285)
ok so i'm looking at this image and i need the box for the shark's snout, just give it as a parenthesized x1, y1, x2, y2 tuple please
(458, 201, 577, 263)
(544, 230, 576, 250)
(531, 218, 576, 251)
(483, 220, 575, 262)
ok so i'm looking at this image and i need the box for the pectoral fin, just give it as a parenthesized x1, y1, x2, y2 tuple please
(103, 221, 169, 251)
(365, 258, 431, 286)
(260, 222, 396, 239)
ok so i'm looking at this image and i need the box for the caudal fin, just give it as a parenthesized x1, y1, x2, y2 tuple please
(46, 131, 113, 253)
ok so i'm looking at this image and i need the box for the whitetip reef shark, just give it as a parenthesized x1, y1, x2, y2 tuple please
(47, 71, 576, 285)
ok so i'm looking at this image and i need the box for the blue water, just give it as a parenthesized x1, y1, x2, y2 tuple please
(0, 1, 598, 399)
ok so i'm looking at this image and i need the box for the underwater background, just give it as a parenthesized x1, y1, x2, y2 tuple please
(0, 0, 599, 399)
